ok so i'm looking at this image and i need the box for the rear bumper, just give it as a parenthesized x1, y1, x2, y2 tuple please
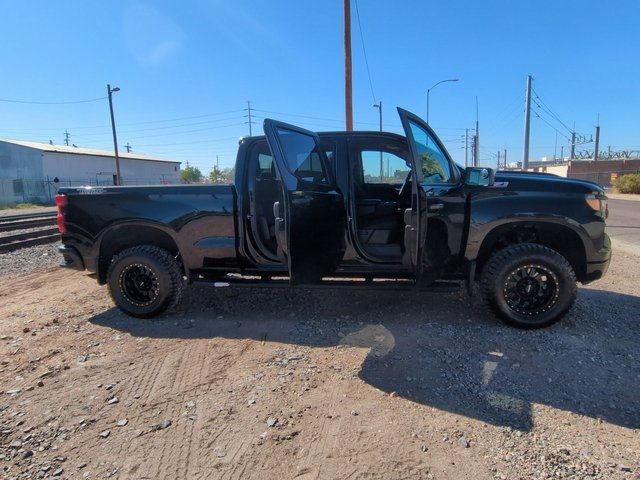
(58, 245, 85, 271)
(581, 233, 611, 283)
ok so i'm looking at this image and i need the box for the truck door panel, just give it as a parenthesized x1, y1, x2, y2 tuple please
(263, 120, 346, 284)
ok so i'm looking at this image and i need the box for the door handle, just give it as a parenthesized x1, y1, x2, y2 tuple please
(428, 202, 444, 212)
(273, 201, 280, 219)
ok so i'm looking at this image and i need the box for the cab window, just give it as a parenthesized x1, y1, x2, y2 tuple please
(361, 150, 410, 185)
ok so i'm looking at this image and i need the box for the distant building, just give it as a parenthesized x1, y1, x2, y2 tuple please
(0, 139, 181, 204)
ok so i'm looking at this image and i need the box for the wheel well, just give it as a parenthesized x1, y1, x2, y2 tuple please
(475, 222, 586, 280)
(98, 225, 181, 284)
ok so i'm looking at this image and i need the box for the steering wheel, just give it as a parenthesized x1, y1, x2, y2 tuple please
(398, 172, 412, 197)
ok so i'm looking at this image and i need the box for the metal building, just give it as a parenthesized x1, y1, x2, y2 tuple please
(0, 139, 181, 204)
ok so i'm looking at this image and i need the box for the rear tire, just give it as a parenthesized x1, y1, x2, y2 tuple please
(107, 245, 184, 318)
(480, 243, 577, 329)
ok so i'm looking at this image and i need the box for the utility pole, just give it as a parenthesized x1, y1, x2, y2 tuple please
(570, 131, 576, 160)
(522, 75, 532, 169)
(344, 0, 353, 131)
(464, 128, 469, 167)
(246, 101, 253, 136)
(560, 145, 564, 161)
(503, 149, 507, 169)
(107, 84, 122, 186)
(497, 151, 501, 169)
(216, 155, 220, 169)
(125, 142, 132, 153)
(64, 130, 70, 146)
(474, 96, 480, 167)
(373, 101, 383, 179)
(594, 115, 600, 161)
(471, 135, 477, 167)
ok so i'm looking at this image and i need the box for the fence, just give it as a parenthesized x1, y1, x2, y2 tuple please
(566, 171, 634, 187)
(0, 177, 178, 205)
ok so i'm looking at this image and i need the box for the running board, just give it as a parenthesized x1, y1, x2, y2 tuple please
(193, 274, 460, 292)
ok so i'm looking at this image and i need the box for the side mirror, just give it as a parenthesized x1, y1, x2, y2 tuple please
(464, 167, 495, 186)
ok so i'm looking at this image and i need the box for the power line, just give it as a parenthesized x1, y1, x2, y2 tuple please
(68, 115, 247, 137)
(353, 0, 376, 103)
(134, 136, 239, 148)
(0, 96, 107, 105)
(532, 109, 570, 141)
(531, 87, 573, 134)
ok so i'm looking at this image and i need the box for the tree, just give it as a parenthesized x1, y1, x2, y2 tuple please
(180, 165, 202, 184)
(208, 166, 235, 184)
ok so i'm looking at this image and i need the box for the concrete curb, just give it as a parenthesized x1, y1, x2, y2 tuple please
(604, 191, 640, 202)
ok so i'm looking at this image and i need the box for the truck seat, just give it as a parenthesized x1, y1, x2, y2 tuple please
(254, 170, 279, 250)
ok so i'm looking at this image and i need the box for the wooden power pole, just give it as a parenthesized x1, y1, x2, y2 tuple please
(344, 0, 353, 131)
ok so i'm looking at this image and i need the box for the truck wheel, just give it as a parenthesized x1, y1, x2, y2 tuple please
(107, 245, 184, 318)
(480, 243, 577, 329)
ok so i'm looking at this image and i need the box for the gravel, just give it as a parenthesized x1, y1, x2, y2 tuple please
(0, 241, 638, 479)
(0, 242, 61, 279)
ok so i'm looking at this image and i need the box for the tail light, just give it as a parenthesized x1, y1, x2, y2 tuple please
(55, 194, 67, 234)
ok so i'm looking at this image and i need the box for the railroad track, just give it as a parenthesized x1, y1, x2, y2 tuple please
(0, 211, 59, 253)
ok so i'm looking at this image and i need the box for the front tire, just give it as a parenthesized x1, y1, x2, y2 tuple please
(107, 245, 184, 318)
(480, 243, 577, 329)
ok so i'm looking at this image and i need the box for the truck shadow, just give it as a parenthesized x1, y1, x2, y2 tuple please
(89, 286, 640, 432)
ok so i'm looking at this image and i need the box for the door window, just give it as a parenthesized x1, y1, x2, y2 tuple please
(361, 150, 410, 185)
(250, 140, 336, 180)
(276, 127, 330, 184)
(408, 120, 453, 183)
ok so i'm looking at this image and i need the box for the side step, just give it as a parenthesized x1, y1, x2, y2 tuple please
(194, 274, 460, 292)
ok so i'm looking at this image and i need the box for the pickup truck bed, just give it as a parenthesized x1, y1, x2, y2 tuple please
(59, 184, 237, 277)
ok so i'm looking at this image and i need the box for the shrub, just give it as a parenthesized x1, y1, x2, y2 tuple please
(613, 173, 640, 194)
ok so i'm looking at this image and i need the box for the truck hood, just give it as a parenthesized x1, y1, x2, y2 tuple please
(494, 170, 605, 195)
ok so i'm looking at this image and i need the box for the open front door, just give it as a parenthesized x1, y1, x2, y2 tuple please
(263, 119, 346, 285)
(397, 108, 429, 280)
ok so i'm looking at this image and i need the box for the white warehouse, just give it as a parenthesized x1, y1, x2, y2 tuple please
(0, 139, 181, 204)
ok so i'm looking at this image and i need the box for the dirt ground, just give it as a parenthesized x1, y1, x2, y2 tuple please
(1, 250, 639, 479)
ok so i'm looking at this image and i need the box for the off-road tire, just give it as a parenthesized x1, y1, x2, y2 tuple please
(480, 243, 577, 329)
(107, 245, 184, 318)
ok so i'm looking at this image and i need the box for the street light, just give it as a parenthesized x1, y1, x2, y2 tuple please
(426, 78, 459, 124)
(107, 84, 121, 186)
(373, 101, 383, 179)
(372, 101, 382, 132)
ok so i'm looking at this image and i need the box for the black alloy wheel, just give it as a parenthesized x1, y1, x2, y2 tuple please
(107, 245, 184, 318)
(480, 243, 577, 329)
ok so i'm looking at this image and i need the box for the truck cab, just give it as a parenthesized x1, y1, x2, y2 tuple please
(238, 109, 468, 284)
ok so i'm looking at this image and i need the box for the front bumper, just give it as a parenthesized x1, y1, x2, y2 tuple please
(58, 245, 85, 271)
(582, 233, 611, 283)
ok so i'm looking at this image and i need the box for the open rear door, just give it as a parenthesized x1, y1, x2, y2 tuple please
(397, 108, 429, 280)
(263, 119, 346, 285)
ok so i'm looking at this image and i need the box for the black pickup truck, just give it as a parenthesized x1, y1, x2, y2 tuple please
(56, 108, 610, 328)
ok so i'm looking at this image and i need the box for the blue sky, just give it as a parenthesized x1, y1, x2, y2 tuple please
(1, 0, 638, 172)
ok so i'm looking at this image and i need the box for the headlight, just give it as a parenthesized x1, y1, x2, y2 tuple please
(586, 193, 607, 218)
